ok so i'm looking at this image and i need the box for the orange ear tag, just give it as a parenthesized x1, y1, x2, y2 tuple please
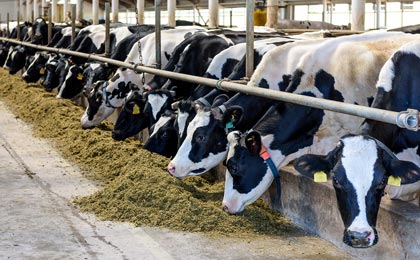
(387, 176, 401, 186)
(259, 146, 270, 160)
(314, 171, 328, 183)
(77, 73, 83, 80)
(39, 68, 45, 74)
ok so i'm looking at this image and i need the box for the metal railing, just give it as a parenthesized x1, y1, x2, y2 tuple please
(1, 36, 419, 131)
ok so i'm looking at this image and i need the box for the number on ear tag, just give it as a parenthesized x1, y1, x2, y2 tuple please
(77, 73, 83, 80)
(39, 68, 45, 75)
(314, 171, 328, 183)
(132, 104, 141, 115)
(387, 176, 401, 186)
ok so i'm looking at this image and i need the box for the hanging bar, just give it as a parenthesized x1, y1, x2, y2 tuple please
(105, 2, 110, 57)
(71, 4, 76, 44)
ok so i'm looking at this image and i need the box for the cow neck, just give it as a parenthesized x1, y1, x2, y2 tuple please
(259, 144, 283, 209)
(102, 82, 117, 109)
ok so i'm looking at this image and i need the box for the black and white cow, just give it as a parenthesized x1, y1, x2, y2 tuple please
(293, 134, 420, 248)
(221, 32, 420, 215)
(80, 26, 205, 129)
(111, 31, 242, 141)
(57, 26, 135, 101)
(22, 51, 49, 83)
(166, 37, 301, 178)
(42, 54, 70, 92)
(359, 39, 420, 203)
(144, 109, 178, 158)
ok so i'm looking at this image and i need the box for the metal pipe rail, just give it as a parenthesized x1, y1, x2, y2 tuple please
(1, 37, 419, 131)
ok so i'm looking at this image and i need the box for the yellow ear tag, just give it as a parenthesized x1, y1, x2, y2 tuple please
(39, 68, 45, 75)
(314, 171, 328, 183)
(387, 176, 401, 186)
(132, 104, 140, 115)
(77, 73, 83, 80)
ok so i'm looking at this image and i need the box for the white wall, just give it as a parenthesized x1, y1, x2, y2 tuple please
(0, 1, 19, 21)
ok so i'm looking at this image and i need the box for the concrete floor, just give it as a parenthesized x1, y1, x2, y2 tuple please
(0, 101, 356, 260)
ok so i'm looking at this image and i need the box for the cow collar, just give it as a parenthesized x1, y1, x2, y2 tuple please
(102, 82, 117, 109)
(259, 144, 283, 210)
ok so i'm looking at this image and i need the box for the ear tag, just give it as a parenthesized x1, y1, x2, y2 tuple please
(132, 104, 141, 115)
(225, 121, 234, 129)
(387, 176, 401, 186)
(314, 171, 328, 183)
(77, 73, 83, 80)
(39, 68, 45, 75)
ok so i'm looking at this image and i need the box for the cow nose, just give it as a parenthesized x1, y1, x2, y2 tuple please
(223, 205, 229, 213)
(167, 163, 176, 175)
(347, 230, 371, 247)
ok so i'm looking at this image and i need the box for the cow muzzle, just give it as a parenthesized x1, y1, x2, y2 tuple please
(343, 228, 378, 248)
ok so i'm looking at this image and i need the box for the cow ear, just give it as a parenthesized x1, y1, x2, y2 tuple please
(383, 154, 420, 185)
(293, 154, 333, 179)
(222, 106, 243, 130)
(293, 142, 342, 179)
(245, 131, 262, 156)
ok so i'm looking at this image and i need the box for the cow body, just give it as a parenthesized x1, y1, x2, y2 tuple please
(222, 32, 420, 215)
(80, 26, 205, 129)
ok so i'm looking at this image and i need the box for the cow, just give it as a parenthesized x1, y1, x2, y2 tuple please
(22, 51, 49, 83)
(57, 26, 136, 101)
(166, 37, 303, 178)
(80, 26, 205, 129)
(277, 19, 348, 30)
(221, 32, 420, 216)
(359, 39, 420, 203)
(42, 54, 70, 92)
(144, 110, 178, 158)
(82, 25, 157, 97)
(111, 31, 243, 141)
(293, 134, 420, 248)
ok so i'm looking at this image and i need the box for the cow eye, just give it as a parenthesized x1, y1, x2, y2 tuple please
(230, 164, 238, 175)
(196, 135, 205, 143)
(332, 177, 342, 189)
(161, 132, 169, 139)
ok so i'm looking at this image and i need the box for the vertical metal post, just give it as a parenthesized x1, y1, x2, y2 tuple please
(7, 13, 10, 37)
(167, 0, 176, 27)
(48, 6, 52, 44)
(266, 0, 278, 28)
(105, 2, 110, 57)
(352, 0, 365, 31)
(245, 0, 254, 79)
(76, 0, 83, 21)
(17, 11, 21, 40)
(137, 0, 145, 25)
(193, 5, 196, 25)
(71, 5, 76, 44)
(376, 0, 381, 29)
(112, 0, 119, 23)
(92, 0, 99, 24)
(208, 0, 218, 28)
(63, 0, 69, 22)
(322, 0, 327, 23)
(155, 0, 161, 69)
(230, 10, 232, 28)
(34, 0, 39, 18)
(384, 0, 387, 28)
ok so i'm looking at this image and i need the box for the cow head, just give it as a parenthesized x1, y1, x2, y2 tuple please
(167, 107, 229, 178)
(22, 52, 48, 83)
(81, 67, 141, 129)
(112, 90, 148, 141)
(32, 18, 48, 45)
(57, 64, 85, 99)
(8, 46, 27, 75)
(144, 110, 178, 158)
(222, 131, 277, 214)
(293, 134, 420, 248)
(43, 55, 69, 92)
(83, 62, 113, 95)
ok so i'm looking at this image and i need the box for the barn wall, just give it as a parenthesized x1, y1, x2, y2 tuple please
(0, 1, 19, 21)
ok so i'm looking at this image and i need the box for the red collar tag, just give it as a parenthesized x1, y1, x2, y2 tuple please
(259, 145, 271, 161)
